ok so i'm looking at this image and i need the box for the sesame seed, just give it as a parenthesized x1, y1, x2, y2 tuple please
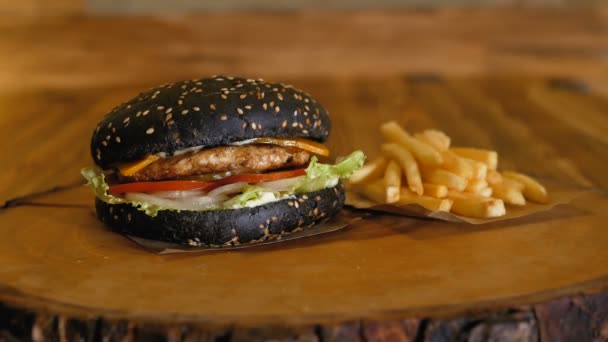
(157, 106, 165, 110)
(167, 120, 175, 126)
(216, 77, 225, 81)
(242, 122, 247, 129)
(302, 195, 308, 200)
(221, 94, 228, 100)
(111, 127, 116, 133)
(272, 87, 278, 92)
(260, 92, 265, 99)
(288, 201, 294, 206)
(302, 130, 309, 134)
(306, 118, 311, 125)
(292, 122, 298, 127)
(263, 103, 268, 110)
(240, 94, 247, 99)
(107, 122, 112, 128)
(281, 120, 287, 128)
(105, 135, 111, 141)
(274, 106, 280, 113)
(294, 110, 298, 116)
(165, 113, 173, 121)
(165, 107, 173, 114)
(220, 115, 228, 121)
(277, 93, 283, 101)
(235, 83, 244, 88)
(237, 108, 244, 115)
(245, 105, 252, 110)
(115, 136, 121, 143)
(193, 107, 200, 111)
(316, 195, 321, 201)
(210, 104, 216, 110)
(102, 141, 108, 146)
(178, 100, 183, 105)
(305, 105, 310, 111)
(251, 122, 257, 129)
(95, 126, 100, 132)
(304, 111, 309, 116)
(123, 117, 130, 123)
(270, 101, 275, 107)
(143, 110, 150, 116)
(146, 127, 155, 134)
(294, 201, 299, 208)
(181, 84, 187, 89)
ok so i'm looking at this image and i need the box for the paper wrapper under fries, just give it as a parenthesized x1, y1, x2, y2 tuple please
(346, 121, 581, 223)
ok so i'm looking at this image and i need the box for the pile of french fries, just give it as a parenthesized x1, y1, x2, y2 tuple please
(348, 121, 549, 219)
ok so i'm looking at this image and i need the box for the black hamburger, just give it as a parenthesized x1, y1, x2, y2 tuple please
(82, 76, 364, 246)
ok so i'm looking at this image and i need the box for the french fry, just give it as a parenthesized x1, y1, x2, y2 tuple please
(349, 156, 388, 184)
(352, 180, 387, 203)
(414, 130, 451, 151)
(461, 158, 488, 180)
(440, 151, 474, 179)
(450, 147, 498, 170)
(381, 143, 423, 195)
(478, 187, 493, 198)
(421, 168, 468, 192)
(490, 181, 526, 206)
(486, 169, 503, 185)
(449, 195, 506, 218)
(423, 183, 448, 198)
(398, 188, 453, 212)
(381, 121, 443, 165)
(502, 171, 549, 204)
(465, 178, 488, 194)
(384, 160, 402, 203)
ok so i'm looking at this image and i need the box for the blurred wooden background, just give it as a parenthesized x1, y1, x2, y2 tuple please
(86, 0, 604, 13)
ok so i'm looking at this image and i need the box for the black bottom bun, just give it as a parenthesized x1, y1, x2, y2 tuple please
(95, 183, 345, 246)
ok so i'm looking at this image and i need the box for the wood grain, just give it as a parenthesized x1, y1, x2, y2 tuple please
(0, 8, 607, 93)
(1, 4, 608, 339)
(0, 184, 607, 326)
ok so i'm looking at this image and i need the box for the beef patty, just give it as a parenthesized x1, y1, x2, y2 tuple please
(127, 145, 312, 181)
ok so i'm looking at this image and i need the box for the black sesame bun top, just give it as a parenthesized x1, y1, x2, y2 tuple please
(90, 76, 331, 169)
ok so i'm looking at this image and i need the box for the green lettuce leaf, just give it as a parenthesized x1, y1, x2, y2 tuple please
(294, 150, 366, 193)
(222, 185, 280, 209)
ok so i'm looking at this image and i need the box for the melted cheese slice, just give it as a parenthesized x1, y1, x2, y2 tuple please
(117, 155, 160, 176)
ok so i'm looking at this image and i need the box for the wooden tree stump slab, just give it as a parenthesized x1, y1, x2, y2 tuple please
(0, 183, 607, 340)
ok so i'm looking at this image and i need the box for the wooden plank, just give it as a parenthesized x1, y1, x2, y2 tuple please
(0, 9, 607, 93)
(0, 183, 607, 325)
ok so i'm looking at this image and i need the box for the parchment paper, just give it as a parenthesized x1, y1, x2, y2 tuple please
(345, 181, 585, 224)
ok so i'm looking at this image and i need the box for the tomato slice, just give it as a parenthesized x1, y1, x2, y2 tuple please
(108, 168, 307, 195)
(249, 138, 330, 156)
